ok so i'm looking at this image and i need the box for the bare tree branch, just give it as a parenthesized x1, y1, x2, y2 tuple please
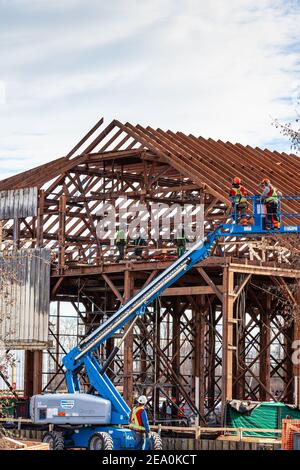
(272, 93, 300, 154)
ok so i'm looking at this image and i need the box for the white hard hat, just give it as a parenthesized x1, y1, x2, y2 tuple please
(137, 395, 147, 405)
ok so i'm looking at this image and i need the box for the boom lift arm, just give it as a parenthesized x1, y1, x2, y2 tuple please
(63, 228, 221, 423)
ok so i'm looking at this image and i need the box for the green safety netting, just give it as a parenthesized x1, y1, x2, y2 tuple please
(225, 400, 300, 438)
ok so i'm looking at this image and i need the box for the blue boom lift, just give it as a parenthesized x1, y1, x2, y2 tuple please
(30, 196, 300, 450)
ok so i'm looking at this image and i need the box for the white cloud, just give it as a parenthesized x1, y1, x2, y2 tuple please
(0, 81, 6, 105)
(0, 0, 300, 181)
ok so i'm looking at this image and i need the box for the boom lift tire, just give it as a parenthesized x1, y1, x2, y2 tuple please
(88, 431, 114, 450)
(42, 431, 65, 450)
(149, 431, 163, 450)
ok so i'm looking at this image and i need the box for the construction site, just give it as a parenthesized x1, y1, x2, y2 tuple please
(0, 117, 300, 451)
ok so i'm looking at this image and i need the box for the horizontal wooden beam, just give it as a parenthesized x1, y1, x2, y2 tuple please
(134, 285, 223, 296)
(229, 263, 300, 278)
(51, 256, 228, 277)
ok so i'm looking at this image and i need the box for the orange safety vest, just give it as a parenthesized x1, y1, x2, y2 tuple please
(129, 405, 146, 432)
(230, 186, 247, 204)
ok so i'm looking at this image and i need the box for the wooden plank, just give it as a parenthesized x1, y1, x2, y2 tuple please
(208, 440, 215, 450)
(3, 436, 27, 448)
(229, 264, 300, 278)
(133, 285, 223, 296)
(215, 440, 222, 450)
(294, 283, 300, 407)
(150, 424, 282, 434)
(200, 439, 208, 450)
(222, 267, 235, 410)
(222, 440, 230, 450)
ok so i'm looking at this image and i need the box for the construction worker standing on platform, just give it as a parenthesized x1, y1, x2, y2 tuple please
(133, 235, 147, 260)
(229, 177, 249, 225)
(115, 224, 127, 261)
(260, 178, 281, 230)
(129, 395, 150, 449)
(176, 228, 187, 258)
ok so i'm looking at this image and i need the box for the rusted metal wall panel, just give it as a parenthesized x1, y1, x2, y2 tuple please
(0, 248, 50, 349)
(0, 187, 38, 219)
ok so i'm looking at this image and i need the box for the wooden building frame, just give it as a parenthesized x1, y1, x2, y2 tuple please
(1, 117, 300, 423)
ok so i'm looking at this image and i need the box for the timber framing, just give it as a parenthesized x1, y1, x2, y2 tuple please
(1, 117, 300, 424)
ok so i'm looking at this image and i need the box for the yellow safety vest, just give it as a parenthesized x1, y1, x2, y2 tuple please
(129, 405, 146, 432)
(116, 230, 125, 244)
(265, 186, 278, 203)
(231, 186, 247, 204)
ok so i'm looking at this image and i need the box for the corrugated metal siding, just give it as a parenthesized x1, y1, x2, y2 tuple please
(0, 187, 38, 219)
(0, 248, 50, 349)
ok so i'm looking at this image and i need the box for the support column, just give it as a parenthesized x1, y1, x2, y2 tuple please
(222, 267, 235, 414)
(285, 322, 294, 403)
(171, 298, 181, 407)
(123, 270, 134, 406)
(105, 293, 115, 380)
(259, 295, 271, 400)
(293, 283, 300, 407)
(193, 296, 206, 422)
(24, 350, 43, 396)
(153, 300, 161, 421)
(234, 309, 245, 400)
(58, 194, 66, 273)
(207, 303, 216, 412)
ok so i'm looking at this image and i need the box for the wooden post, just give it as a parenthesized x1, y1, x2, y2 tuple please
(193, 296, 205, 422)
(24, 351, 43, 396)
(222, 267, 235, 416)
(172, 298, 181, 409)
(58, 194, 67, 272)
(33, 351, 43, 395)
(105, 294, 115, 380)
(259, 295, 271, 400)
(207, 303, 216, 412)
(24, 351, 33, 397)
(0, 220, 3, 251)
(294, 283, 300, 407)
(153, 300, 161, 421)
(285, 321, 294, 403)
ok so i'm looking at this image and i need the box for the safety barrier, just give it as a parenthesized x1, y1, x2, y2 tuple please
(281, 419, 300, 450)
(231, 195, 300, 229)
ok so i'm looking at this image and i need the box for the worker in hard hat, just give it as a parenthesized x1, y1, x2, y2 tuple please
(229, 177, 249, 225)
(260, 178, 281, 230)
(175, 228, 187, 258)
(133, 235, 147, 260)
(129, 395, 150, 449)
(115, 224, 127, 261)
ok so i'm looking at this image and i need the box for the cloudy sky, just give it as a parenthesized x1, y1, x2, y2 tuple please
(0, 0, 300, 181)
